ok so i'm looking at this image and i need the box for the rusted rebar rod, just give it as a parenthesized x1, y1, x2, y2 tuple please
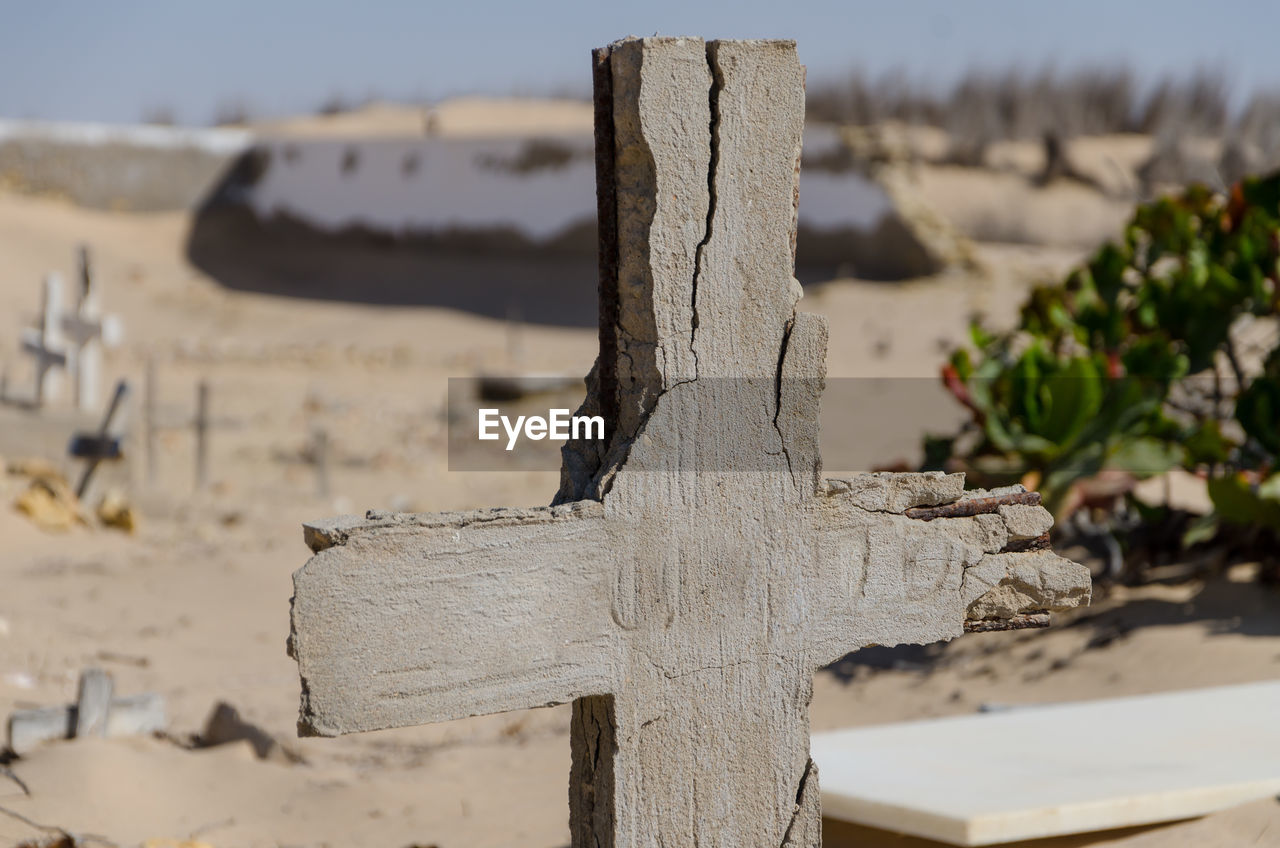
(906, 490, 1041, 521)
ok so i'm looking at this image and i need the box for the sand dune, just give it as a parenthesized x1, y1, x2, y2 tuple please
(254, 97, 595, 140)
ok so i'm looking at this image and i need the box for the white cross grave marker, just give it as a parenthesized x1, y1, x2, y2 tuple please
(62, 247, 123, 412)
(20, 273, 69, 407)
(288, 38, 1091, 847)
(6, 668, 166, 755)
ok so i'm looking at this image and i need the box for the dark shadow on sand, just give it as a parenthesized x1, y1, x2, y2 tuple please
(823, 576, 1280, 683)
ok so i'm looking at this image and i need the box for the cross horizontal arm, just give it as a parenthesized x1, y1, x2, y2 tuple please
(62, 313, 123, 346)
(290, 501, 624, 736)
(20, 328, 67, 364)
(805, 474, 1091, 666)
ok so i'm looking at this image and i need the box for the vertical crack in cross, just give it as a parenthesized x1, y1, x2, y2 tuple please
(773, 317, 796, 479)
(779, 757, 817, 848)
(688, 44, 722, 378)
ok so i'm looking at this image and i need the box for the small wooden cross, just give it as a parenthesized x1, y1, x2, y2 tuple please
(289, 38, 1089, 847)
(70, 378, 131, 498)
(20, 273, 69, 407)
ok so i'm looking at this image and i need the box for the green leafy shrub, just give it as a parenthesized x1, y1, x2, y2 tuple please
(930, 174, 1280, 569)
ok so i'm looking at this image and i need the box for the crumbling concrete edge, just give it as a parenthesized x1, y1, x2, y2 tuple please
(819, 473, 1091, 626)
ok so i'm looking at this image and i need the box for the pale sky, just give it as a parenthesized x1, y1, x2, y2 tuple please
(3, 0, 1279, 125)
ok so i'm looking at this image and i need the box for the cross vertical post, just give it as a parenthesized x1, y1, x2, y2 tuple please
(145, 355, 158, 486)
(61, 248, 123, 413)
(195, 379, 210, 491)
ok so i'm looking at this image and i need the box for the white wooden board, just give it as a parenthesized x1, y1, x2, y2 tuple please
(813, 681, 1280, 845)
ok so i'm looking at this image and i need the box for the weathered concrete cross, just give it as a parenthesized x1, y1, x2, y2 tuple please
(289, 38, 1089, 847)
(20, 273, 69, 407)
(62, 247, 124, 412)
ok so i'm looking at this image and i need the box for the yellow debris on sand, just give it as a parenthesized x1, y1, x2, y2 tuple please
(97, 487, 138, 533)
(14, 476, 86, 532)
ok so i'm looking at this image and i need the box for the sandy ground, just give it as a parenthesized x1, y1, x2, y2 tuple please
(0, 173, 1277, 848)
